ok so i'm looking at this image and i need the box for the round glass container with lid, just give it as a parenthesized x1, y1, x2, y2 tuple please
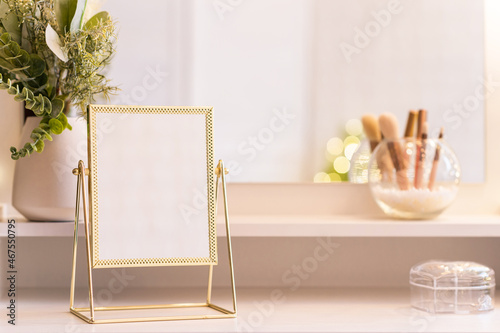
(410, 260, 495, 314)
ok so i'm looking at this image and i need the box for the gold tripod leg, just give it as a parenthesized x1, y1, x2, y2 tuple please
(210, 160, 237, 315)
(207, 264, 214, 304)
(69, 161, 96, 322)
(69, 164, 81, 309)
(79, 161, 95, 321)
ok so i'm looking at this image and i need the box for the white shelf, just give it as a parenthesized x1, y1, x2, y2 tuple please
(1, 215, 500, 237)
(9, 287, 500, 332)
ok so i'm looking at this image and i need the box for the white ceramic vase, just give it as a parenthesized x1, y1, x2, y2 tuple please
(12, 117, 88, 221)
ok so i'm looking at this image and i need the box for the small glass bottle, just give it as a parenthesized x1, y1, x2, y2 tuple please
(348, 139, 372, 184)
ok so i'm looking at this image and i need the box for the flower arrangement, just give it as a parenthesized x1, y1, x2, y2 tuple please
(0, 0, 116, 159)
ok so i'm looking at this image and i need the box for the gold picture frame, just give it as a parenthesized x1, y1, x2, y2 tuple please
(87, 105, 217, 268)
(69, 105, 236, 324)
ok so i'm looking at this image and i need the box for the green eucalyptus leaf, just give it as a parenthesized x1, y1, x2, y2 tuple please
(26, 72, 49, 90)
(4, 41, 19, 57)
(21, 87, 29, 98)
(21, 88, 37, 108)
(57, 112, 69, 129)
(31, 95, 44, 114)
(31, 108, 43, 117)
(43, 96, 52, 114)
(1, 11, 21, 44)
(14, 92, 24, 102)
(32, 128, 45, 135)
(83, 11, 109, 30)
(34, 139, 44, 153)
(23, 142, 34, 155)
(33, 127, 52, 141)
(39, 122, 51, 131)
(18, 50, 30, 66)
(0, 32, 10, 45)
(27, 54, 46, 78)
(25, 98, 36, 109)
(49, 118, 64, 134)
(0, 58, 12, 72)
(27, 89, 35, 99)
(30, 132, 42, 141)
(51, 98, 64, 118)
(6, 84, 17, 95)
(36, 95, 44, 108)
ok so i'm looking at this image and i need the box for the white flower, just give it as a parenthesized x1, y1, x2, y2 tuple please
(45, 24, 68, 62)
(82, 0, 107, 24)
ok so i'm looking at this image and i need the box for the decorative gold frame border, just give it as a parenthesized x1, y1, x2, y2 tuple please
(87, 105, 217, 268)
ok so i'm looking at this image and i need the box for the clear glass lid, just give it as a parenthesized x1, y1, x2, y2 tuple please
(410, 261, 495, 289)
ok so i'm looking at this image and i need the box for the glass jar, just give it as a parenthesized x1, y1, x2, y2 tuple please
(410, 261, 495, 314)
(368, 138, 460, 219)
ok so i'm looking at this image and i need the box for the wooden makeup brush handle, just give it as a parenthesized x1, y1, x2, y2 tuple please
(396, 169, 410, 190)
(387, 141, 410, 190)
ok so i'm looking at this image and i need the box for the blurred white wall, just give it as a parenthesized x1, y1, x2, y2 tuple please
(190, 0, 313, 182)
(101, 0, 182, 106)
(101, 0, 485, 183)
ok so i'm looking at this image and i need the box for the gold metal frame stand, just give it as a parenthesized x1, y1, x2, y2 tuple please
(69, 160, 237, 324)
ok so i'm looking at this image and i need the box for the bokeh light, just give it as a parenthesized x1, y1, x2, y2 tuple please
(344, 143, 359, 160)
(327, 137, 344, 156)
(315, 118, 365, 182)
(345, 119, 363, 136)
(333, 156, 350, 174)
(328, 173, 342, 182)
(314, 172, 331, 183)
(344, 135, 360, 146)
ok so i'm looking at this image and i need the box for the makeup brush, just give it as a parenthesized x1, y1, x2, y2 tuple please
(402, 110, 418, 169)
(416, 110, 426, 138)
(362, 114, 393, 182)
(361, 114, 381, 151)
(428, 127, 444, 190)
(379, 113, 410, 190)
(404, 110, 418, 138)
(414, 109, 427, 188)
(415, 122, 428, 189)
